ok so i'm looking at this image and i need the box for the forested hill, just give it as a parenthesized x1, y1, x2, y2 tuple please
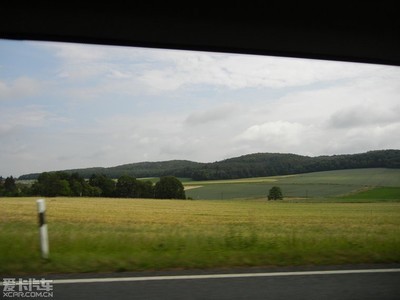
(19, 150, 400, 180)
(192, 150, 400, 180)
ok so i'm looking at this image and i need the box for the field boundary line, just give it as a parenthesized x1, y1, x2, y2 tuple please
(33, 268, 400, 285)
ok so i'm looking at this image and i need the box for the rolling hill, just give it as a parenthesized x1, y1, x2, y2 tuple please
(18, 149, 400, 180)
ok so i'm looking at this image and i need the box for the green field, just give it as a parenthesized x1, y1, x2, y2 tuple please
(1, 197, 400, 275)
(2, 168, 399, 275)
(184, 168, 400, 200)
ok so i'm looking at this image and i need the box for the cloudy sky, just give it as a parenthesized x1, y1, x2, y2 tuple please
(1, 39, 400, 177)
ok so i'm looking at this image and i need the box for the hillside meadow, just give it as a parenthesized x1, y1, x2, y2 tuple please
(1, 197, 400, 274)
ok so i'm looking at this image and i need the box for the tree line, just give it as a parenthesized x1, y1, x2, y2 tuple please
(0, 173, 186, 199)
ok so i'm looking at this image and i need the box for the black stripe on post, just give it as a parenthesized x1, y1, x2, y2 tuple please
(39, 212, 46, 227)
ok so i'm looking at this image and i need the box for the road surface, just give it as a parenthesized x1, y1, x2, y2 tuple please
(6, 265, 400, 300)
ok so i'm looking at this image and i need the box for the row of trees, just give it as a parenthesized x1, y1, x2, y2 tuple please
(2, 173, 283, 200)
(0, 172, 186, 199)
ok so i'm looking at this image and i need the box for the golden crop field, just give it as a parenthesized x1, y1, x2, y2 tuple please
(1, 197, 400, 274)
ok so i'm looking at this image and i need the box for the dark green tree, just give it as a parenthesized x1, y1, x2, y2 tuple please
(68, 173, 84, 196)
(83, 184, 102, 197)
(0, 177, 4, 196)
(137, 180, 154, 198)
(115, 175, 138, 198)
(31, 172, 71, 197)
(114, 176, 155, 198)
(268, 186, 283, 200)
(4, 176, 19, 196)
(154, 176, 186, 199)
(89, 174, 116, 197)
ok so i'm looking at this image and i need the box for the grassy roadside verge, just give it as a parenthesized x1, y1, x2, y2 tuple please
(1, 197, 400, 275)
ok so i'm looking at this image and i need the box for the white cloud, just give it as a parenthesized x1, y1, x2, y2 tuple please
(319, 123, 400, 155)
(184, 104, 239, 126)
(0, 77, 40, 100)
(0, 108, 45, 135)
(327, 104, 400, 129)
(234, 121, 317, 154)
(132, 51, 379, 92)
(45, 42, 106, 62)
(36, 41, 383, 97)
(238, 121, 306, 141)
(107, 70, 132, 79)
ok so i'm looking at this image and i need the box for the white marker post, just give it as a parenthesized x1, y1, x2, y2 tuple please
(37, 199, 49, 259)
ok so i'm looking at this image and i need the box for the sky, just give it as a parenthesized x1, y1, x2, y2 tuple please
(1, 39, 400, 177)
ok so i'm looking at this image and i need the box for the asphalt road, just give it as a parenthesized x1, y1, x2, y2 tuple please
(45, 266, 400, 300)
